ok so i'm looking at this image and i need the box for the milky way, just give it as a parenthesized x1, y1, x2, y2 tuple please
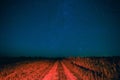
(0, 0, 120, 57)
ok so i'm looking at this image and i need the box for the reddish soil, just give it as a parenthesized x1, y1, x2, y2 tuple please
(0, 57, 120, 80)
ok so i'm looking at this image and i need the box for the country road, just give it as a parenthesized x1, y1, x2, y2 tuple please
(0, 57, 120, 80)
(0, 60, 78, 80)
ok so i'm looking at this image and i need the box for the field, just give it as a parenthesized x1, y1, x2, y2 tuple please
(0, 57, 120, 80)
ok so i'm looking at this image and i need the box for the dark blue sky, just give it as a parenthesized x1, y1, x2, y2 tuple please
(0, 0, 120, 57)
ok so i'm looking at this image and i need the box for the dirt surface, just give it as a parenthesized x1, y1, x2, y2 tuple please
(0, 57, 120, 80)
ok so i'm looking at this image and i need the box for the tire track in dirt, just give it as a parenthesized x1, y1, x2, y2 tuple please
(57, 61, 67, 80)
(42, 61, 58, 80)
(23, 61, 55, 80)
(2, 61, 55, 80)
(37, 62, 55, 80)
(61, 62, 77, 80)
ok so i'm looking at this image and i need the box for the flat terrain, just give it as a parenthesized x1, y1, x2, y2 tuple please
(0, 57, 120, 80)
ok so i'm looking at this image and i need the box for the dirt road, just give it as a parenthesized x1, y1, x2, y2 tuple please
(0, 60, 78, 80)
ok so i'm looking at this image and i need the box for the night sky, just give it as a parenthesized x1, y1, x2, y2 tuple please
(0, 0, 120, 57)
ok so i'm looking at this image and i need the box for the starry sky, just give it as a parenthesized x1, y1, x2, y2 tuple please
(0, 0, 120, 57)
